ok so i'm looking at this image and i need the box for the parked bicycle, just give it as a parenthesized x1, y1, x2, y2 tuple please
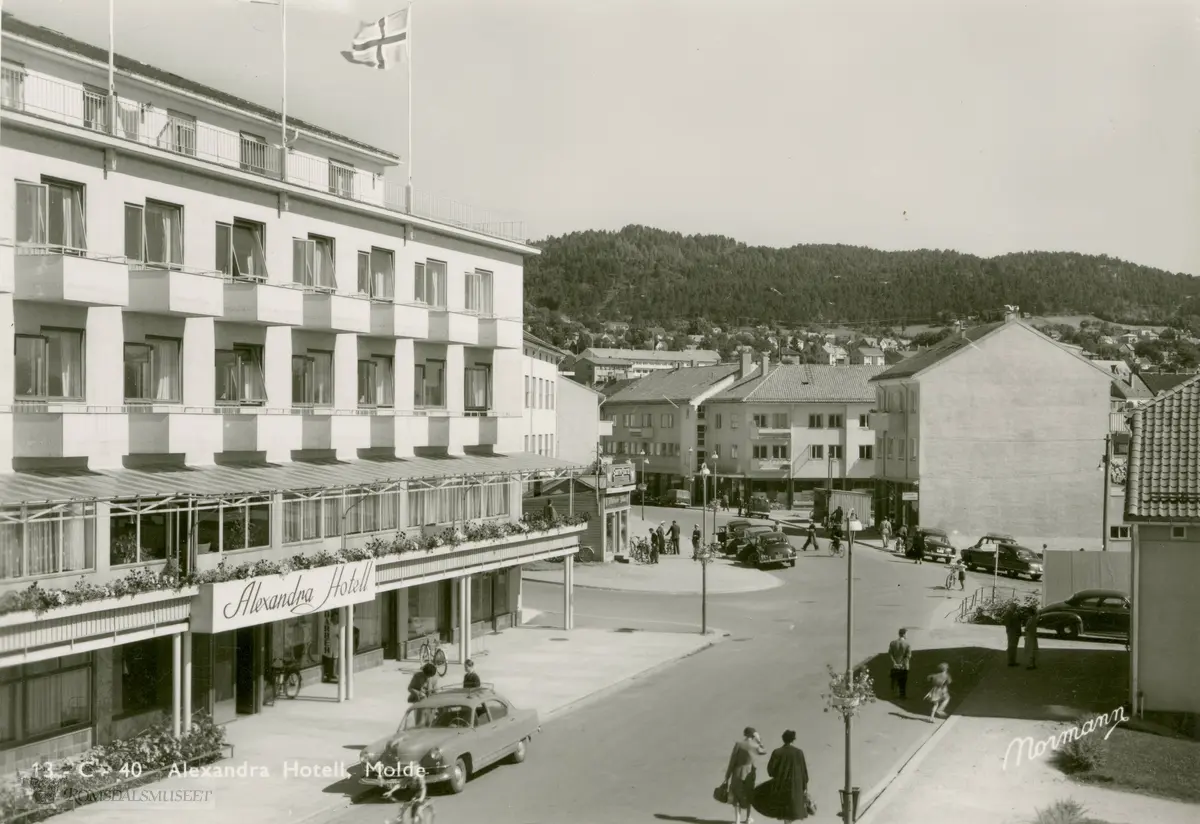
(383, 780, 435, 823)
(265, 657, 302, 704)
(419, 636, 448, 677)
(630, 538, 653, 564)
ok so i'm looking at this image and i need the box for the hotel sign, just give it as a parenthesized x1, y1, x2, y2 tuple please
(191, 559, 377, 633)
(606, 463, 636, 489)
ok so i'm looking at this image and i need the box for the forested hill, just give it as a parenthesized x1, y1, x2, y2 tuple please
(523, 225, 1199, 326)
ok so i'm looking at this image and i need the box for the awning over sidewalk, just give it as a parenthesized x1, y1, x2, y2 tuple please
(0, 453, 588, 505)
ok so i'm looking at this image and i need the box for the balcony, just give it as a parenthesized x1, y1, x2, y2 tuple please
(222, 278, 305, 326)
(127, 265, 224, 317)
(220, 409, 300, 452)
(428, 310, 479, 345)
(370, 301, 429, 339)
(1, 68, 526, 244)
(0, 245, 13, 293)
(301, 290, 371, 333)
(1109, 411, 1131, 433)
(368, 410, 397, 449)
(479, 317, 522, 349)
(14, 248, 129, 306)
(752, 458, 791, 473)
(127, 408, 222, 454)
(754, 425, 791, 438)
(13, 405, 127, 458)
(454, 413, 500, 447)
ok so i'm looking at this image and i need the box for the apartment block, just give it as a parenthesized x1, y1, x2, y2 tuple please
(571, 347, 720, 386)
(0, 14, 586, 772)
(522, 332, 565, 457)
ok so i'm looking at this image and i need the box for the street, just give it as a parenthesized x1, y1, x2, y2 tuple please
(323, 507, 1017, 824)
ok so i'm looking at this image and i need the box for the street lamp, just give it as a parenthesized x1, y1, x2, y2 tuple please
(693, 540, 714, 635)
(701, 464, 711, 544)
(639, 453, 649, 520)
(842, 510, 864, 824)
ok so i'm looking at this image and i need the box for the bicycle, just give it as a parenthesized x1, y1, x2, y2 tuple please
(265, 657, 302, 704)
(418, 637, 448, 677)
(383, 782, 435, 824)
(829, 537, 844, 558)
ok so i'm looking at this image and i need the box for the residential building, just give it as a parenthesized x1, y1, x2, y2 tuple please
(1125, 374, 1200, 721)
(0, 14, 587, 772)
(600, 355, 758, 498)
(822, 344, 848, 366)
(704, 363, 883, 507)
(557, 378, 608, 465)
(1139, 373, 1196, 397)
(570, 348, 720, 386)
(870, 316, 1112, 548)
(522, 332, 566, 457)
(1105, 369, 1153, 548)
(852, 347, 885, 366)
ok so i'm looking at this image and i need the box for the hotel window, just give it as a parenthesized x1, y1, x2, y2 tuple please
(808, 414, 823, 428)
(292, 350, 334, 407)
(358, 247, 395, 300)
(696, 425, 706, 448)
(215, 344, 266, 405)
(328, 158, 355, 197)
(715, 413, 722, 429)
(896, 391, 905, 412)
(415, 359, 445, 408)
(1, 59, 26, 110)
(465, 269, 494, 314)
(216, 219, 268, 279)
(772, 413, 788, 428)
(753, 445, 768, 459)
(753, 414, 768, 428)
(358, 356, 394, 407)
(125, 200, 183, 269)
(887, 437, 894, 458)
(465, 365, 492, 411)
(123, 338, 181, 403)
(0, 503, 96, 581)
(909, 438, 917, 460)
(1, 654, 93, 746)
(730, 445, 739, 459)
(293, 234, 336, 289)
(771, 445, 789, 460)
(829, 445, 844, 460)
(16, 178, 86, 251)
(859, 445, 874, 460)
(859, 414, 870, 428)
(166, 110, 197, 156)
(414, 260, 448, 308)
(15, 329, 84, 400)
(827, 414, 844, 428)
(661, 413, 675, 428)
(878, 389, 887, 412)
(810, 445, 824, 459)
(239, 131, 269, 174)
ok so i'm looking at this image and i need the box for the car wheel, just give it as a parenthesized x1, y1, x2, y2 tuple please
(1063, 623, 1080, 640)
(1055, 625, 1067, 638)
(448, 758, 468, 793)
(508, 738, 527, 764)
(788, 559, 796, 568)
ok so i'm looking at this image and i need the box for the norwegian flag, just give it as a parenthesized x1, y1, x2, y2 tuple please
(341, 8, 410, 70)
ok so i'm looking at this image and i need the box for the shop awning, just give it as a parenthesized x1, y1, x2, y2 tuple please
(0, 453, 588, 506)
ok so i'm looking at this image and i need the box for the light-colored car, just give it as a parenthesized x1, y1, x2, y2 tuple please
(358, 685, 539, 794)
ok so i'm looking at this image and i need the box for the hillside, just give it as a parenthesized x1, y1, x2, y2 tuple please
(523, 225, 1199, 327)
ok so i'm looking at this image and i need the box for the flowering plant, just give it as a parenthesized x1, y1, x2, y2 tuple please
(822, 664, 877, 719)
(0, 514, 590, 618)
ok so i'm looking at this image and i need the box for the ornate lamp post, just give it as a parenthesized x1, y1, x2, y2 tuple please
(840, 510, 867, 822)
(700, 463, 711, 544)
(693, 540, 716, 635)
(640, 454, 649, 520)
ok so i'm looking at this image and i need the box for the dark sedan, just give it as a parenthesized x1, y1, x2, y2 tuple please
(738, 531, 796, 569)
(1038, 589, 1130, 641)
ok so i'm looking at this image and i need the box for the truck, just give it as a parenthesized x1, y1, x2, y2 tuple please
(813, 489, 874, 529)
(960, 542, 1044, 581)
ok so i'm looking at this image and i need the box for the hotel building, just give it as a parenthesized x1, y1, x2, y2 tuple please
(0, 14, 586, 772)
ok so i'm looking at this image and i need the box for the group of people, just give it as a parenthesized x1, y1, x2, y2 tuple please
(721, 727, 813, 823)
(1005, 604, 1041, 670)
(886, 628, 954, 721)
(644, 520, 705, 562)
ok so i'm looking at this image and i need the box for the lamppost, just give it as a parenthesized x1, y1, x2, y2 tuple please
(694, 540, 714, 635)
(841, 509, 863, 823)
(639, 454, 649, 521)
(701, 463, 711, 544)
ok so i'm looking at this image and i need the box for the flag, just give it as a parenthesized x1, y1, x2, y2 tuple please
(342, 8, 409, 70)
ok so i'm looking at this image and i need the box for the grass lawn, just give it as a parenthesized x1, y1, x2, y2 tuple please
(1071, 725, 1200, 804)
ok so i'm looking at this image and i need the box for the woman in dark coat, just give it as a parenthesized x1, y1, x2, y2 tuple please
(724, 727, 767, 824)
(755, 730, 810, 822)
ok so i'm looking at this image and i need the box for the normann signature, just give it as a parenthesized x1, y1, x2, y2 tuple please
(1003, 706, 1128, 770)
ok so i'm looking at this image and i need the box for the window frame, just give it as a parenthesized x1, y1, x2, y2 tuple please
(464, 364, 492, 412)
(293, 234, 336, 290)
(215, 344, 267, 405)
(359, 247, 395, 300)
(464, 269, 494, 315)
(810, 444, 824, 460)
(14, 327, 86, 401)
(415, 359, 446, 408)
(216, 218, 268, 280)
(414, 260, 448, 308)
(122, 335, 182, 403)
(125, 199, 184, 270)
(292, 349, 334, 407)
(858, 444, 874, 460)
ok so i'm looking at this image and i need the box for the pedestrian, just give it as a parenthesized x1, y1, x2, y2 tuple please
(881, 517, 892, 551)
(692, 524, 702, 557)
(669, 520, 681, 555)
(896, 523, 909, 556)
(830, 506, 844, 532)
(801, 520, 819, 552)
(1024, 608, 1040, 670)
(1004, 605, 1023, 667)
(924, 663, 952, 720)
(888, 628, 912, 698)
(407, 663, 439, 703)
(758, 730, 811, 823)
(721, 493, 729, 511)
(462, 658, 481, 689)
(723, 726, 767, 824)
(911, 528, 924, 564)
(651, 525, 662, 564)
(956, 559, 966, 591)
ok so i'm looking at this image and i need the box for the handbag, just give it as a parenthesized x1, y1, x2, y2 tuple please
(713, 783, 729, 804)
(805, 791, 817, 815)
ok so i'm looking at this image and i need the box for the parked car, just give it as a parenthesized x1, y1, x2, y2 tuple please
(723, 524, 774, 557)
(960, 542, 1044, 581)
(748, 494, 773, 518)
(968, 532, 1017, 552)
(1038, 589, 1130, 640)
(358, 685, 539, 794)
(664, 489, 692, 507)
(917, 527, 955, 563)
(738, 531, 796, 568)
(716, 518, 754, 548)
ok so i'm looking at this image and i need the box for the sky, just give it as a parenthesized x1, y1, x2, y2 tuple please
(4, 0, 1198, 274)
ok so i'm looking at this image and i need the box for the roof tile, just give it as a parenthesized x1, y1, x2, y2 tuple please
(603, 365, 740, 404)
(712, 364, 883, 402)
(1126, 373, 1200, 522)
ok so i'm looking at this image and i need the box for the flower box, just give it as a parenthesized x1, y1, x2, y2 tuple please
(0, 586, 198, 628)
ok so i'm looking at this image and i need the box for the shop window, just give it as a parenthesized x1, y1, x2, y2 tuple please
(408, 582, 441, 640)
(272, 616, 322, 669)
(114, 638, 171, 717)
(354, 596, 384, 651)
(471, 574, 494, 622)
(11, 654, 92, 742)
(0, 503, 96, 580)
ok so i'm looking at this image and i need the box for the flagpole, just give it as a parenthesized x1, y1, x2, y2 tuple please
(405, 0, 414, 213)
(107, 0, 115, 135)
(280, 0, 288, 179)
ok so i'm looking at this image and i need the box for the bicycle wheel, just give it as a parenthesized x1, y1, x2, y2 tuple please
(433, 647, 448, 677)
(283, 670, 302, 699)
(419, 643, 432, 665)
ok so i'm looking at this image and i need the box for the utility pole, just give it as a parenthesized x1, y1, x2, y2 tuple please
(1101, 433, 1111, 552)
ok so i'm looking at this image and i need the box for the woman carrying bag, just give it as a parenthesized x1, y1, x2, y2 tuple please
(753, 730, 815, 822)
(718, 727, 767, 824)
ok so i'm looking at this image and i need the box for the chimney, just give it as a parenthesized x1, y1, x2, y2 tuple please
(740, 351, 753, 378)
(1004, 304, 1020, 323)
(760, 352, 770, 375)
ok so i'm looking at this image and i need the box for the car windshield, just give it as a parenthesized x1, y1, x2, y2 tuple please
(1014, 550, 1038, 561)
(400, 704, 473, 730)
(762, 535, 788, 545)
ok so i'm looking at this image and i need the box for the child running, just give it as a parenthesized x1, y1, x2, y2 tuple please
(924, 662, 952, 721)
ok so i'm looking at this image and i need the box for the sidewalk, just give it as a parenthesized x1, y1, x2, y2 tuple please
(522, 553, 783, 594)
(859, 639, 1198, 824)
(50, 626, 723, 824)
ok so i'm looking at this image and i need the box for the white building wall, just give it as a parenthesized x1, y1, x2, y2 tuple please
(521, 345, 560, 457)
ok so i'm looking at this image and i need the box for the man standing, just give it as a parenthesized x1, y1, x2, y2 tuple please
(1004, 606, 1023, 667)
(669, 520, 681, 555)
(881, 517, 893, 551)
(1024, 608, 1040, 670)
(801, 520, 819, 552)
(888, 628, 912, 698)
(691, 524, 702, 557)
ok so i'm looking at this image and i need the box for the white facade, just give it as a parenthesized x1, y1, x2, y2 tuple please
(522, 334, 563, 457)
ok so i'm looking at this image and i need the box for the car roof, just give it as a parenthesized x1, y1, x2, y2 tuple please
(1071, 589, 1128, 600)
(745, 524, 773, 532)
(728, 518, 753, 526)
(758, 531, 787, 540)
(414, 686, 504, 707)
(981, 532, 1016, 540)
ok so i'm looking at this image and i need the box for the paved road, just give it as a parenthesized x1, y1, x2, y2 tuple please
(325, 528, 998, 824)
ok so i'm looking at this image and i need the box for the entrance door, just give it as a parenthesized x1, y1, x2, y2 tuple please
(235, 627, 260, 715)
(213, 631, 237, 724)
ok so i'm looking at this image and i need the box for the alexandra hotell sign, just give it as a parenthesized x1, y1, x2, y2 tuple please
(192, 559, 378, 633)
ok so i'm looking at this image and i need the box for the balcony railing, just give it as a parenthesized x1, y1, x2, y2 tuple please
(1109, 411, 1130, 433)
(2, 68, 525, 244)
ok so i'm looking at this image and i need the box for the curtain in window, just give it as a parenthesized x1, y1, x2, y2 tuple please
(408, 488, 454, 527)
(124, 204, 144, 263)
(293, 239, 312, 286)
(414, 262, 426, 302)
(46, 184, 84, 250)
(344, 493, 362, 534)
(425, 261, 446, 307)
(0, 520, 22, 579)
(242, 349, 266, 401)
(374, 357, 393, 406)
(124, 344, 151, 400)
(312, 352, 333, 406)
(422, 361, 444, 407)
(357, 360, 376, 405)
(215, 350, 237, 401)
(322, 497, 342, 538)
(150, 339, 180, 401)
(313, 240, 335, 288)
(464, 367, 490, 410)
(282, 497, 320, 543)
(15, 182, 47, 245)
(233, 224, 267, 277)
(145, 202, 182, 266)
(378, 491, 399, 531)
(15, 336, 45, 397)
(371, 249, 394, 298)
(357, 252, 371, 295)
(26, 519, 59, 576)
(45, 331, 83, 399)
(27, 666, 92, 734)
